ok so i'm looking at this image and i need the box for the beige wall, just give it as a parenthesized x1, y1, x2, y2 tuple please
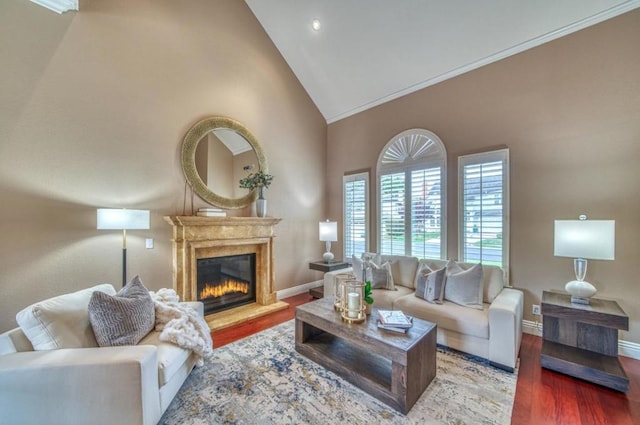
(327, 10, 640, 342)
(0, 0, 326, 332)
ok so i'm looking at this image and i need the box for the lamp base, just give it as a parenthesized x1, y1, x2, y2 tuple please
(565, 280, 596, 304)
(322, 251, 335, 263)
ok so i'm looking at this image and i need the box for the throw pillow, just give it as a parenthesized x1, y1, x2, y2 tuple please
(16, 283, 117, 350)
(444, 262, 484, 310)
(416, 267, 447, 304)
(370, 262, 395, 290)
(413, 260, 434, 288)
(88, 275, 156, 347)
(351, 253, 381, 282)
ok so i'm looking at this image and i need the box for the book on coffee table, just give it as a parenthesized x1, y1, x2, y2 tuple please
(377, 320, 412, 333)
(377, 310, 413, 328)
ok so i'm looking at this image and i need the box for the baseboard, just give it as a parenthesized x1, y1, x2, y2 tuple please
(522, 319, 640, 360)
(277, 280, 322, 299)
(619, 340, 640, 360)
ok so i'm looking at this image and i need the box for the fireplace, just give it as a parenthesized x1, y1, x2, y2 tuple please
(165, 216, 288, 331)
(197, 254, 256, 315)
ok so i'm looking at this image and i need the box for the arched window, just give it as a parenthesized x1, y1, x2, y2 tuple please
(377, 129, 446, 258)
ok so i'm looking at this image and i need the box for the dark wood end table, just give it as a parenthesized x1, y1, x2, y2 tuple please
(541, 290, 629, 392)
(308, 260, 351, 273)
(308, 260, 351, 298)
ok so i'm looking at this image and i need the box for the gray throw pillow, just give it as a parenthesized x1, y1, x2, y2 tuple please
(416, 267, 446, 304)
(444, 262, 484, 310)
(370, 262, 395, 290)
(88, 275, 155, 347)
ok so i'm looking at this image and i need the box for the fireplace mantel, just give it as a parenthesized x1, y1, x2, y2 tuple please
(165, 216, 288, 331)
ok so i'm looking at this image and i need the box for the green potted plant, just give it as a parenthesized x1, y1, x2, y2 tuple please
(364, 280, 374, 314)
(239, 170, 273, 217)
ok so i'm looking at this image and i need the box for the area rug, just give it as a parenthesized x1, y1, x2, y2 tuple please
(160, 320, 517, 424)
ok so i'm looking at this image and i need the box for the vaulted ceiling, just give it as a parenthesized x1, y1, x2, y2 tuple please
(245, 0, 639, 123)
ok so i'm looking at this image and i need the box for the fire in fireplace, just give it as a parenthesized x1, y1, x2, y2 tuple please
(197, 253, 256, 315)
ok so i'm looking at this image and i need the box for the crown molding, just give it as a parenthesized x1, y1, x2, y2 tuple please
(30, 0, 78, 14)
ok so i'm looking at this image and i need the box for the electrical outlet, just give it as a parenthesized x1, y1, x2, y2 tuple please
(145, 238, 154, 249)
(532, 304, 541, 315)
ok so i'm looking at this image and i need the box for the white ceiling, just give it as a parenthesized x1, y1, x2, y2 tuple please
(245, 0, 639, 123)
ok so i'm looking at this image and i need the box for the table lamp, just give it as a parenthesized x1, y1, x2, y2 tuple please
(319, 220, 338, 263)
(553, 215, 615, 304)
(97, 208, 150, 286)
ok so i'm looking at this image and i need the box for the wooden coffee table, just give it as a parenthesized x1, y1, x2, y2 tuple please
(295, 297, 436, 413)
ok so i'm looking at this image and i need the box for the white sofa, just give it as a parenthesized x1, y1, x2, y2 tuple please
(325, 256, 523, 371)
(0, 284, 203, 425)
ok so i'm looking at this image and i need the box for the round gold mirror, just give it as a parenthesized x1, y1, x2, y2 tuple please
(181, 116, 268, 209)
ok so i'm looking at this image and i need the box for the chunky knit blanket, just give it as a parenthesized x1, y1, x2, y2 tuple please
(149, 288, 213, 366)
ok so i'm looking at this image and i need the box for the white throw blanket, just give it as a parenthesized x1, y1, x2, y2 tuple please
(149, 288, 214, 366)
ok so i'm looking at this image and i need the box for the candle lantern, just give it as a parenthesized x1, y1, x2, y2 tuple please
(341, 280, 366, 323)
(334, 272, 355, 312)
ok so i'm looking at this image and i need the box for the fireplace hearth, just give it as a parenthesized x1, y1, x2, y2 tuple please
(197, 254, 256, 315)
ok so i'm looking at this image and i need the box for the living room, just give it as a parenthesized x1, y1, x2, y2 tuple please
(0, 0, 638, 423)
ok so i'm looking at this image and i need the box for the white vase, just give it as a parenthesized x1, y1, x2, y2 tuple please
(256, 186, 267, 217)
(256, 198, 267, 217)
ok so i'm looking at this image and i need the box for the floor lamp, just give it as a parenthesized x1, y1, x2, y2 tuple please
(97, 208, 150, 286)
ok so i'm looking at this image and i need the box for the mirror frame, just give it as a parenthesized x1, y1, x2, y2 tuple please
(181, 116, 268, 209)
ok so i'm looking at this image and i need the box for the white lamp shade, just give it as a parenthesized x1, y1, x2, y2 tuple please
(554, 219, 615, 260)
(319, 221, 338, 242)
(97, 209, 150, 230)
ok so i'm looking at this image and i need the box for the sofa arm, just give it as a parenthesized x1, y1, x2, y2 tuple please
(323, 267, 355, 297)
(488, 287, 524, 371)
(0, 345, 161, 425)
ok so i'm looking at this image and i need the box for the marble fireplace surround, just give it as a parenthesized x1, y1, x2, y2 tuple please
(165, 216, 288, 331)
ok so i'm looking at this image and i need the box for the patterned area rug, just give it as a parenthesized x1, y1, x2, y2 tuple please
(160, 320, 517, 424)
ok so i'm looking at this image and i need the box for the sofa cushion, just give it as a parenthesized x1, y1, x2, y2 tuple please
(416, 266, 446, 304)
(394, 296, 490, 339)
(88, 276, 156, 347)
(380, 255, 419, 288)
(371, 286, 413, 310)
(370, 262, 395, 290)
(444, 261, 484, 310)
(15, 283, 117, 350)
(138, 330, 192, 387)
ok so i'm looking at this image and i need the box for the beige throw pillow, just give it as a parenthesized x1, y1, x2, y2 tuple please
(88, 276, 155, 347)
(16, 283, 117, 350)
(444, 261, 484, 310)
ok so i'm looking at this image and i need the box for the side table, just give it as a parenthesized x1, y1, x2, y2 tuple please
(541, 290, 629, 392)
(308, 260, 351, 298)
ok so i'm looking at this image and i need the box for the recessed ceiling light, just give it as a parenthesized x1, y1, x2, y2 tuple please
(311, 19, 321, 31)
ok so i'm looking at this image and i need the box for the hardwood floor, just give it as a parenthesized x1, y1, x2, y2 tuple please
(210, 292, 313, 349)
(211, 293, 640, 424)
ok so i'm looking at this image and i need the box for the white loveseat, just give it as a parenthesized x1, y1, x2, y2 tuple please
(324, 256, 523, 371)
(0, 284, 203, 425)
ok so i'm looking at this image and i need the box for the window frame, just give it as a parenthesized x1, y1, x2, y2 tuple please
(343, 171, 370, 260)
(376, 129, 447, 259)
(457, 148, 510, 274)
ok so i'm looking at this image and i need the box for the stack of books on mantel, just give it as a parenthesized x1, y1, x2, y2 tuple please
(196, 208, 227, 217)
(376, 310, 413, 333)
